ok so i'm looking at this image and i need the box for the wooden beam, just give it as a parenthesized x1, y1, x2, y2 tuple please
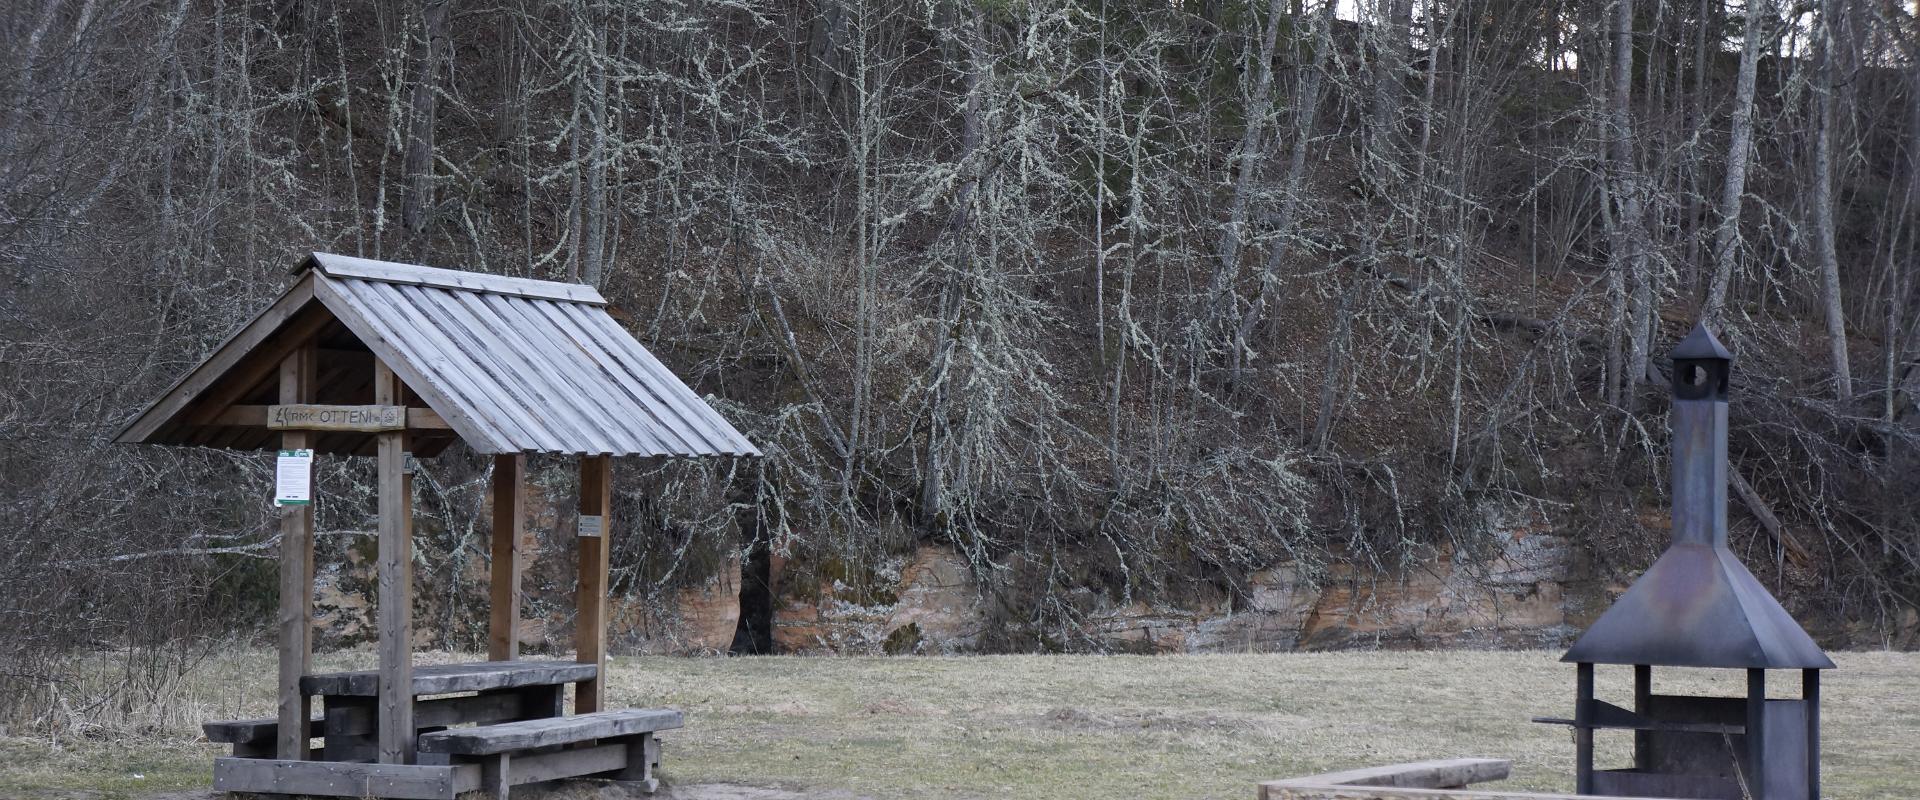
(576, 455, 612, 713)
(116, 274, 316, 444)
(211, 757, 477, 799)
(184, 302, 341, 425)
(277, 344, 316, 760)
(490, 454, 526, 660)
(375, 359, 414, 764)
(212, 405, 451, 431)
(1260, 758, 1513, 792)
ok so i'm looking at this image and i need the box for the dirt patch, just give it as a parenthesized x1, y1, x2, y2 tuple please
(1039, 706, 1246, 732)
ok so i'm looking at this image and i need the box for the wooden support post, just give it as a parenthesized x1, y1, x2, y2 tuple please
(1804, 668, 1820, 800)
(276, 344, 316, 760)
(615, 733, 658, 792)
(324, 696, 378, 763)
(482, 753, 511, 800)
(576, 455, 612, 714)
(1574, 662, 1593, 795)
(489, 454, 526, 661)
(1746, 669, 1766, 800)
(376, 359, 414, 764)
(1632, 664, 1651, 773)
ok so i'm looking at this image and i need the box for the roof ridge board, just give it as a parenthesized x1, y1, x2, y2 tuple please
(306, 252, 607, 306)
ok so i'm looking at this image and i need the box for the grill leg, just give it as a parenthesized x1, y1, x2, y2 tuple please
(1575, 662, 1594, 795)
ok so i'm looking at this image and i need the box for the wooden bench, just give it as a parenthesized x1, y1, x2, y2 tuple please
(416, 708, 683, 799)
(203, 715, 324, 758)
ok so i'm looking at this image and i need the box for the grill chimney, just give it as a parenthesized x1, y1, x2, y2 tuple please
(1541, 323, 1832, 800)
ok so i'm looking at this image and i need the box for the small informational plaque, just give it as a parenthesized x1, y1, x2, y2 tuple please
(275, 449, 314, 506)
(577, 515, 604, 538)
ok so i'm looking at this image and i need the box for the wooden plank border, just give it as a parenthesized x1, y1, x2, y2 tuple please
(306, 252, 607, 306)
(212, 757, 476, 799)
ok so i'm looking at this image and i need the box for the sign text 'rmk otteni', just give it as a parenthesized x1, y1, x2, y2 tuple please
(267, 404, 406, 432)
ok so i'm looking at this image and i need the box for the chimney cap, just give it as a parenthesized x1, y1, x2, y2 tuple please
(1670, 321, 1734, 362)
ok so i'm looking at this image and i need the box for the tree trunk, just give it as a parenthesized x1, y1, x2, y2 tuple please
(1702, 0, 1764, 324)
(400, 0, 452, 243)
(1811, 4, 1853, 401)
(921, 9, 989, 526)
(578, 5, 610, 287)
(1607, 0, 1656, 397)
(1205, 0, 1290, 323)
(1366, 0, 1411, 190)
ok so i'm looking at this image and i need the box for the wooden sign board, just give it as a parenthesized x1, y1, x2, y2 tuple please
(268, 404, 405, 432)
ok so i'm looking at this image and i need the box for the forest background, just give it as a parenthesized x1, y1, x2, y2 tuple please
(2, 0, 1918, 726)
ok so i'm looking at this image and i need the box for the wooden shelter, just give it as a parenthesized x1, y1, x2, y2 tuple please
(115, 252, 759, 799)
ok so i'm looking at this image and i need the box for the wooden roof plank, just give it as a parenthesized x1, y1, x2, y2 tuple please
(565, 304, 759, 455)
(387, 284, 604, 455)
(477, 292, 676, 455)
(312, 277, 515, 454)
(542, 302, 718, 456)
(432, 288, 627, 455)
(329, 279, 555, 454)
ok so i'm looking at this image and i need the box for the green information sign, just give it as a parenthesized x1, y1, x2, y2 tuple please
(275, 449, 313, 506)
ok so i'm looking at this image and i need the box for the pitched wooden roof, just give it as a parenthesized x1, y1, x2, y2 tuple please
(115, 253, 759, 458)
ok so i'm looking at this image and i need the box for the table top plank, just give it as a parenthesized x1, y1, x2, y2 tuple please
(301, 660, 598, 697)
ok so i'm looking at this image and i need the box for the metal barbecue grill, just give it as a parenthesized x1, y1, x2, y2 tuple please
(1538, 323, 1832, 800)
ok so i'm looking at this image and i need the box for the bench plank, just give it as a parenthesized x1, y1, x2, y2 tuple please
(204, 715, 324, 744)
(416, 708, 683, 755)
(326, 689, 528, 736)
(300, 660, 597, 697)
(508, 742, 626, 785)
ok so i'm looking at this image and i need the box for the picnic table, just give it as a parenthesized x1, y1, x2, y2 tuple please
(207, 659, 682, 799)
(303, 660, 599, 763)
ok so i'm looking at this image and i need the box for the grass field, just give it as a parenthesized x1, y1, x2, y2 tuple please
(0, 650, 1913, 799)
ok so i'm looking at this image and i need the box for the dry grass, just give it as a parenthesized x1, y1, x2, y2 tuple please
(0, 650, 1913, 799)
